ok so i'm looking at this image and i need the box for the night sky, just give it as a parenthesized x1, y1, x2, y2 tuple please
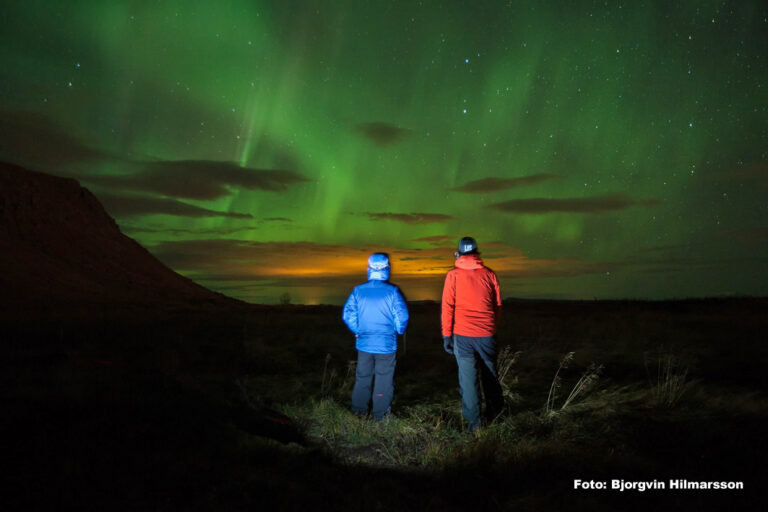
(1, 1, 766, 304)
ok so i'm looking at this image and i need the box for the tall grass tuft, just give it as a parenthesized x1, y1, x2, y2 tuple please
(340, 359, 356, 395)
(646, 351, 691, 408)
(497, 346, 523, 403)
(319, 355, 357, 399)
(320, 353, 336, 397)
(545, 352, 574, 415)
(561, 363, 604, 410)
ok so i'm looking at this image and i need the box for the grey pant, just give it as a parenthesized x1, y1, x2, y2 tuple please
(454, 335, 504, 429)
(351, 351, 396, 420)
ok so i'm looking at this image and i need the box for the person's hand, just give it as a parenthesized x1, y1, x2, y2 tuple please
(443, 336, 454, 355)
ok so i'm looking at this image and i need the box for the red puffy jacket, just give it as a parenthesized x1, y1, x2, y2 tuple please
(441, 254, 502, 337)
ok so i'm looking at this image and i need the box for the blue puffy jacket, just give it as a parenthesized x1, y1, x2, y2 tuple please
(342, 255, 409, 354)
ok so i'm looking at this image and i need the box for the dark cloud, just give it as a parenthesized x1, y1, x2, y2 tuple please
(496, 260, 618, 279)
(0, 112, 310, 204)
(452, 174, 560, 193)
(410, 235, 454, 242)
(142, 238, 632, 303)
(697, 163, 768, 186)
(626, 255, 768, 275)
(365, 212, 453, 224)
(0, 111, 117, 169)
(98, 194, 253, 219)
(635, 244, 691, 254)
(726, 164, 767, 184)
(120, 225, 260, 236)
(489, 193, 661, 214)
(718, 227, 768, 243)
(354, 122, 410, 146)
(119, 218, 293, 235)
(83, 160, 310, 200)
(409, 235, 456, 248)
(399, 255, 444, 262)
(148, 239, 371, 274)
(147, 239, 614, 284)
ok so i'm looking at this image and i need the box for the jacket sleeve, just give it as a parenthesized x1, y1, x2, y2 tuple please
(492, 271, 502, 327)
(342, 289, 358, 334)
(441, 271, 456, 337)
(391, 287, 409, 335)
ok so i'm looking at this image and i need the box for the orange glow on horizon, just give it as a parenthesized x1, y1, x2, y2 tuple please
(249, 243, 567, 280)
(171, 239, 616, 303)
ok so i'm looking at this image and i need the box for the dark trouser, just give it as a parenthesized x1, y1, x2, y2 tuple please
(454, 335, 504, 430)
(351, 351, 396, 420)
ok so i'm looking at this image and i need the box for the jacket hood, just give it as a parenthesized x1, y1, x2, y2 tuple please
(367, 252, 390, 281)
(455, 254, 484, 270)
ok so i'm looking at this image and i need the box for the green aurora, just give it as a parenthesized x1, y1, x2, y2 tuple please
(1, 1, 766, 303)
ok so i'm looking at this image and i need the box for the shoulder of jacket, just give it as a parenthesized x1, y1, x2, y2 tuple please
(386, 282, 402, 295)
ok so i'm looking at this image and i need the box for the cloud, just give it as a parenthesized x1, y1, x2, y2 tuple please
(365, 212, 453, 224)
(489, 193, 661, 214)
(697, 163, 768, 186)
(145, 239, 619, 303)
(0, 111, 310, 203)
(718, 227, 768, 243)
(410, 235, 454, 243)
(452, 174, 560, 193)
(0, 111, 117, 169)
(147, 239, 596, 280)
(625, 255, 768, 275)
(409, 235, 456, 248)
(83, 160, 310, 200)
(120, 225, 260, 236)
(611, 237, 768, 274)
(119, 217, 294, 235)
(98, 194, 253, 219)
(353, 122, 410, 146)
(635, 244, 691, 254)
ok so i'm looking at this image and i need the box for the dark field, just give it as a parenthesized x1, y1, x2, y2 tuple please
(2, 298, 767, 510)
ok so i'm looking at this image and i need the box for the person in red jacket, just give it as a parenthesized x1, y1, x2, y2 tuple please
(441, 237, 504, 431)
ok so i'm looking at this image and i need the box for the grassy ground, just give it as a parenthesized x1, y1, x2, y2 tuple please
(2, 299, 767, 510)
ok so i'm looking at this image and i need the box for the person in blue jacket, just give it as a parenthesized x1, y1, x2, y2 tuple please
(342, 253, 409, 421)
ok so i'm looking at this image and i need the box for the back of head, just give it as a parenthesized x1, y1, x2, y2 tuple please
(367, 252, 390, 281)
(457, 236, 478, 256)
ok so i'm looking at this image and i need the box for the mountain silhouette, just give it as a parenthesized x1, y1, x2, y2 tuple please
(0, 161, 232, 307)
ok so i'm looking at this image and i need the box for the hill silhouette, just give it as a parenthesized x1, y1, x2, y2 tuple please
(0, 161, 233, 308)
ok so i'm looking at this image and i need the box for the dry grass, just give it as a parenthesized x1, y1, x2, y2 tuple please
(645, 350, 693, 408)
(497, 345, 523, 404)
(545, 352, 574, 415)
(561, 362, 604, 411)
